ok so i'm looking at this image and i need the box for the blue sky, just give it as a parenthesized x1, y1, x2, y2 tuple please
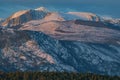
(0, 0, 120, 18)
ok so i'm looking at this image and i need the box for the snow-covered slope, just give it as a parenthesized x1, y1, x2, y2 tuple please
(42, 12, 65, 21)
(68, 12, 100, 21)
(102, 17, 120, 26)
(0, 29, 120, 75)
(35, 7, 48, 12)
(20, 20, 120, 44)
(1, 7, 101, 28)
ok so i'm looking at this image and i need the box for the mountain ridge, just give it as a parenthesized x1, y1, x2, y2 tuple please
(1, 7, 101, 27)
(0, 7, 120, 76)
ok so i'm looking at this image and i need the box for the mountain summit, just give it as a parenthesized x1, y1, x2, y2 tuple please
(2, 7, 48, 27)
(1, 7, 101, 27)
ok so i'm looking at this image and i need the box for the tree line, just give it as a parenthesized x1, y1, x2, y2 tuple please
(0, 71, 120, 80)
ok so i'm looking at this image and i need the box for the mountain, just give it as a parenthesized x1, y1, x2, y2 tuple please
(1, 7, 101, 28)
(1, 7, 48, 27)
(0, 28, 120, 75)
(0, 7, 120, 76)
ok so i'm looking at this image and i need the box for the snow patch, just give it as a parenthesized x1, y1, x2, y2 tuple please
(35, 7, 48, 12)
(68, 12, 100, 21)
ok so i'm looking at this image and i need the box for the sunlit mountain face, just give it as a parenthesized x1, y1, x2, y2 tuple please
(0, 0, 120, 18)
(0, 0, 120, 78)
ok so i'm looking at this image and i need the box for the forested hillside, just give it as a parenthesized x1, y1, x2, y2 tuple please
(0, 71, 120, 80)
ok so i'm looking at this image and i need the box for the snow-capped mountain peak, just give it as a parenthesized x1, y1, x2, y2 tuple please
(1, 8, 48, 27)
(1, 7, 102, 27)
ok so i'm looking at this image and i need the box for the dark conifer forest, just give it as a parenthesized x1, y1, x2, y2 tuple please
(0, 71, 120, 80)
